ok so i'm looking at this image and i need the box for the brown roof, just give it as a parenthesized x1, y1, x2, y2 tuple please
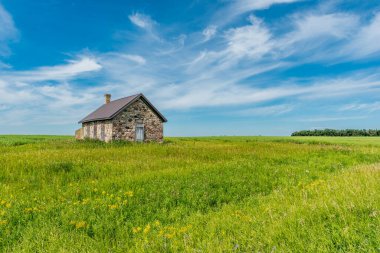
(79, 93, 167, 123)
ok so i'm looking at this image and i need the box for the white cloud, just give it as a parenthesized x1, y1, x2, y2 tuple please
(4, 3, 380, 134)
(238, 104, 294, 116)
(214, 0, 304, 26)
(299, 116, 368, 122)
(0, 61, 11, 69)
(119, 54, 146, 65)
(342, 12, 380, 59)
(340, 102, 380, 112)
(224, 16, 273, 60)
(290, 13, 358, 41)
(0, 55, 107, 130)
(283, 11, 380, 61)
(0, 4, 18, 56)
(272, 12, 360, 62)
(233, 0, 305, 12)
(38, 83, 98, 107)
(2, 56, 102, 82)
(157, 68, 380, 109)
(0, 56, 103, 115)
(0, 79, 37, 104)
(95, 10, 380, 111)
(202, 25, 217, 41)
(94, 9, 380, 112)
(129, 13, 155, 30)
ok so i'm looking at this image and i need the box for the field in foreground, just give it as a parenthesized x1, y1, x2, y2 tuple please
(0, 136, 379, 252)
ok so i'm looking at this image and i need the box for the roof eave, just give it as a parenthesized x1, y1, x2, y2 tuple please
(139, 94, 168, 123)
(107, 94, 168, 123)
(78, 117, 112, 124)
(78, 93, 168, 124)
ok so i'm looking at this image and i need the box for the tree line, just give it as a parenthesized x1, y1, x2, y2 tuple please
(291, 129, 380, 136)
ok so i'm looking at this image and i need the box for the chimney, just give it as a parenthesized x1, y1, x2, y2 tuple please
(104, 94, 111, 104)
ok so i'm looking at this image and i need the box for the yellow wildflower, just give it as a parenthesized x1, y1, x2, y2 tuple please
(75, 221, 87, 229)
(124, 191, 134, 197)
(165, 233, 175, 239)
(154, 220, 160, 227)
(0, 220, 7, 225)
(108, 204, 118, 209)
(143, 224, 151, 234)
(179, 226, 188, 233)
(5, 203, 11, 208)
(179, 225, 192, 233)
(132, 226, 142, 233)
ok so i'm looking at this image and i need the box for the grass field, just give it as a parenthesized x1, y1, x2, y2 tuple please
(0, 135, 379, 252)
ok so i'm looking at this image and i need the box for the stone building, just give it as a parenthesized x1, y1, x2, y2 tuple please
(75, 93, 167, 142)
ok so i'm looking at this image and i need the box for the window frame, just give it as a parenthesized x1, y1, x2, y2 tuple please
(135, 123, 144, 142)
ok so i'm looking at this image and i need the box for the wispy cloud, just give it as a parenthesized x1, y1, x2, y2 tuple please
(129, 13, 156, 30)
(0, 55, 105, 129)
(2, 0, 380, 134)
(299, 116, 368, 122)
(202, 25, 217, 41)
(340, 102, 380, 112)
(3, 4, 378, 114)
(1, 56, 102, 82)
(282, 11, 380, 62)
(238, 104, 294, 116)
(224, 16, 273, 60)
(342, 12, 380, 59)
(291, 13, 358, 41)
(0, 56, 102, 111)
(0, 3, 18, 56)
(96, 8, 380, 110)
(213, 0, 304, 26)
(232, 0, 305, 13)
(117, 54, 146, 65)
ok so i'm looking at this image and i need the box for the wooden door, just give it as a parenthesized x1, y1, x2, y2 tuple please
(136, 124, 144, 142)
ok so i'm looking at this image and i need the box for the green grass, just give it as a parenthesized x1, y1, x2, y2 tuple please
(0, 136, 379, 252)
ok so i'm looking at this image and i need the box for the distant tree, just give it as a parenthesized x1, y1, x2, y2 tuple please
(291, 129, 380, 137)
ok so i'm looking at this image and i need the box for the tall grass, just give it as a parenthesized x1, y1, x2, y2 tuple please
(0, 136, 378, 252)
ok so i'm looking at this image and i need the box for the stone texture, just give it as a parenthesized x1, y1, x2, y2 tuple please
(75, 128, 84, 140)
(79, 98, 163, 142)
(112, 98, 163, 142)
(82, 120, 113, 142)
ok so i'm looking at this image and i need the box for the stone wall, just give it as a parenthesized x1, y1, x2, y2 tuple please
(82, 120, 113, 142)
(78, 98, 164, 142)
(112, 98, 164, 142)
(75, 128, 84, 140)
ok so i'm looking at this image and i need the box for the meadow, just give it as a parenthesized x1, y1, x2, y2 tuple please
(0, 135, 379, 252)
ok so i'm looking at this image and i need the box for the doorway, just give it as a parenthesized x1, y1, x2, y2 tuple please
(135, 123, 144, 142)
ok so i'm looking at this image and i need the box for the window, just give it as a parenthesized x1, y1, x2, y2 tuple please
(101, 124, 105, 141)
(93, 123, 97, 139)
(135, 123, 144, 142)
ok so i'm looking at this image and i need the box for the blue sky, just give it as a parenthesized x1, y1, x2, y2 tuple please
(1, 0, 380, 136)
